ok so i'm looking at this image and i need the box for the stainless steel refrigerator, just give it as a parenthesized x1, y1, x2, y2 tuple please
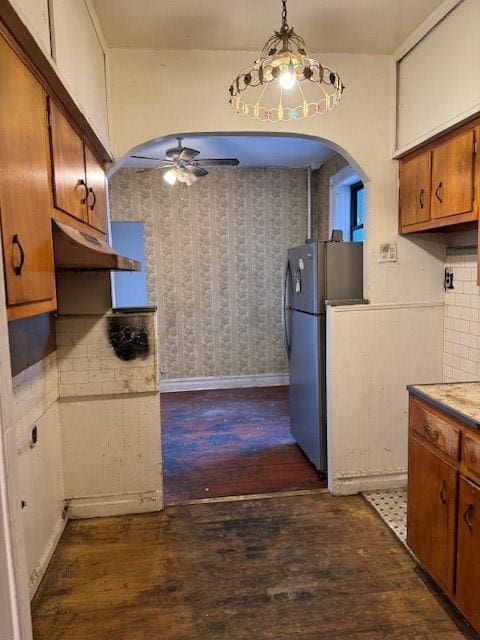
(282, 240, 363, 473)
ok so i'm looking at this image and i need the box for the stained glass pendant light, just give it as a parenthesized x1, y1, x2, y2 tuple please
(229, 0, 344, 122)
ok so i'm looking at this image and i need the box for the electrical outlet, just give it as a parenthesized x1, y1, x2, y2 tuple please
(379, 243, 398, 263)
(444, 268, 454, 290)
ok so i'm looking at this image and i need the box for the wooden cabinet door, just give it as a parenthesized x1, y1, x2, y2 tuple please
(431, 130, 475, 220)
(456, 477, 480, 631)
(49, 100, 88, 223)
(407, 437, 457, 594)
(399, 151, 431, 228)
(0, 37, 55, 307)
(85, 146, 107, 233)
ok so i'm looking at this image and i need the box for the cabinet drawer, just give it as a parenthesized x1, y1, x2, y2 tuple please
(410, 398, 460, 460)
(462, 434, 480, 480)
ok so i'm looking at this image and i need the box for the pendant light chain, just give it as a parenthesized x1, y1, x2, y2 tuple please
(281, 0, 288, 30)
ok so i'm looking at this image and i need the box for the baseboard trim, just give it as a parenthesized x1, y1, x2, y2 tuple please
(66, 490, 163, 519)
(160, 373, 289, 393)
(330, 472, 407, 496)
(29, 513, 67, 599)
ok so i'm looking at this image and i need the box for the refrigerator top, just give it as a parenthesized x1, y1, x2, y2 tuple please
(287, 240, 363, 314)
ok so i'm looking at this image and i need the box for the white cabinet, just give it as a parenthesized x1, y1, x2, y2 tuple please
(50, 0, 109, 145)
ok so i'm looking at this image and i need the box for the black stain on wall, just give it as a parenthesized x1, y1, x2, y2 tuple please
(107, 316, 150, 361)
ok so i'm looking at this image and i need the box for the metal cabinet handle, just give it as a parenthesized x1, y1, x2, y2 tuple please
(78, 179, 88, 204)
(88, 188, 97, 210)
(440, 480, 448, 505)
(12, 234, 25, 276)
(424, 423, 439, 442)
(419, 189, 425, 209)
(281, 262, 292, 359)
(435, 182, 443, 203)
(464, 503, 475, 530)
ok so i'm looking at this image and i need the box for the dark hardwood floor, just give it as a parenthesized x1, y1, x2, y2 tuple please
(160, 386, 326, 503)
(32, 493, 474, 639)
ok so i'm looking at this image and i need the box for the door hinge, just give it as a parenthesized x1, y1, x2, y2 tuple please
(46, 108, 52, 128)
(474, 138, 478, 156)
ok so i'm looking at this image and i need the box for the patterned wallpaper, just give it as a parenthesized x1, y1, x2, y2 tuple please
(109, 167, 308, 380)
(312, 153, 348, 241)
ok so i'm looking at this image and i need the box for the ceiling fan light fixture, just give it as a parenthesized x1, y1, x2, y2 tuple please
(228, 0, 344, 122)
(176, 169, 192, 184)
(184, 172, 197, 186)
(163, 168, 178, 185)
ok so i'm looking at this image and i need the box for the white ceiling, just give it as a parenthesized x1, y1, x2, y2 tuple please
(92, 0, 445, 54)
(122, 134, 336, 170)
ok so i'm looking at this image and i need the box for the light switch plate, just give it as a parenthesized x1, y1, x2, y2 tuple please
(379, 243, 398, 263)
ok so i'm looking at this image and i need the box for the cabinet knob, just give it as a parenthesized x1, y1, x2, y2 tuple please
(419, 189, 425, 209)
(464, 503, 475, 530)
(12, 234, 25, 276)
(440, 480, 448, 504)
(424, 423, 439, 442)
(78, 179, 88, 204)
(435, 182, 443, 203)
(88, 187, 97, 210)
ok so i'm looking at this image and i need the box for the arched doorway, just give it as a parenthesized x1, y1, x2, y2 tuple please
(108, 132, 368, 503)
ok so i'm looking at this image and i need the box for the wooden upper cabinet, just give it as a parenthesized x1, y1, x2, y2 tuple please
(85, 146, 107, 233)
(399, 151, 431, 228)
(431, 129, 475, 220)
(0, 36, 55, 312)
(49, 99, 88, 223)
(407, 436, 457, 595)
(456, 477, 480, 630)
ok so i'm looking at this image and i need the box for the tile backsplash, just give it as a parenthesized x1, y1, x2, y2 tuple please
(444, 248, 480, 382)
(12, 352, 59, 448)
(56, 313, 158, 397)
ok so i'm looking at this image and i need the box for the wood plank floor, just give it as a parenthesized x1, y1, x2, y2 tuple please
(160, 386, 326, 503)
(32, 493, 475, 640)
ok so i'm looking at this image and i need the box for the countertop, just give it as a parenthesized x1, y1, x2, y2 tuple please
(407, 382, 480, 430)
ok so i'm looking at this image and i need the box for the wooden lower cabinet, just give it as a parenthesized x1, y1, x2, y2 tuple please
(407, 436, 457, 594)
(456, 477, 480, 630)
(408, 394, 480, 634)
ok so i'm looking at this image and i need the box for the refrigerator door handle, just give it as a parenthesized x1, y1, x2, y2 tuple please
(282, 261, 292, 359)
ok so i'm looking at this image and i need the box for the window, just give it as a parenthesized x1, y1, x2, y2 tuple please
(350, 181, 365, 242)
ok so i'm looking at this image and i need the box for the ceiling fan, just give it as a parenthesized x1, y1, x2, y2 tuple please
(131, 137, 240, 186)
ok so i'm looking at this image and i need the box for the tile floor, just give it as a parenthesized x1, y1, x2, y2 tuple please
(363, 488, 407, 543)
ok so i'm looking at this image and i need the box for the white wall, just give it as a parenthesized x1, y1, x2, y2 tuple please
(56, 312, 162, 518)
(396, 0, 480, 152)
(327, 302, 444, 494)
(12, 354, 64, 597)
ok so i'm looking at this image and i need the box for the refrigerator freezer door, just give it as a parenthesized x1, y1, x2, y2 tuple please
(287, 242, 323, 314)
(289, 310, 326, 472)
(325, 242, 363, 302)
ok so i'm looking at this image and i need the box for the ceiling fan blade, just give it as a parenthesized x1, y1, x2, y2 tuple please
(196, 158, 240, 167)
(189, 165, 208, 177)
(179, 147, 200, 162)
(136, 163, 173, 173)
(130, 155, 161, 161)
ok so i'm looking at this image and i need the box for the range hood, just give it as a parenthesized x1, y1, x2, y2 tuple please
(53, 221, 141, 271)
